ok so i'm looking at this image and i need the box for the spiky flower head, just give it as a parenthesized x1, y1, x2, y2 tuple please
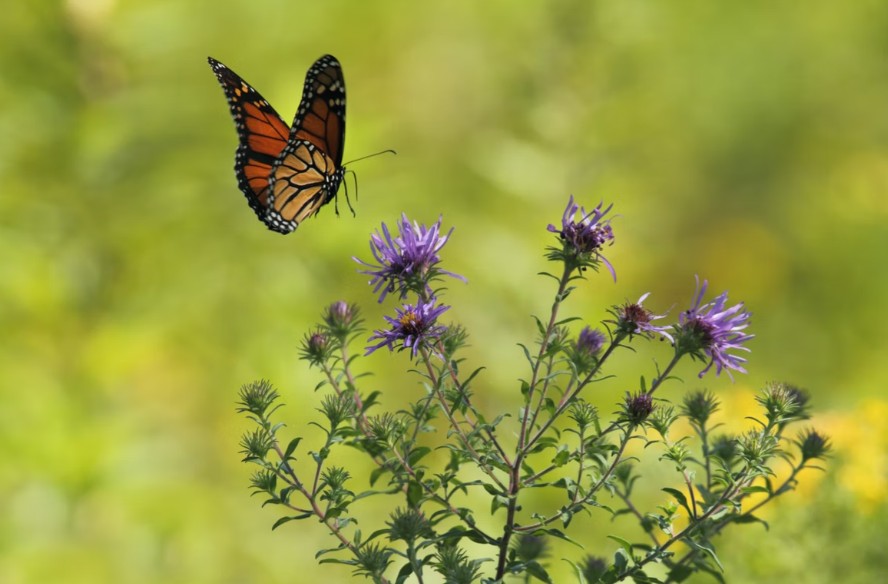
(710, 434, 738, 465)
(681, 389, 720, 426)
(323, 300, 360, 340)
(608, 293, 672, 341)
(581, 555, 608, 583)
(737, 430, 780, 468)
(674, 277, 753, 379)
(546, 196, 616, 278)
(300, 329, 333, 366)
(623, 391, 655, 425)
(355, 214, 465, 302)
(756, 382, 810, 426)
(366, 298, 450, 358)
(577, 326, 606, 356)
(387, 508, 433, 543)
(796, 428, 831, 462)
(569, 326, 607, 374)
(513, 533, 550, 562)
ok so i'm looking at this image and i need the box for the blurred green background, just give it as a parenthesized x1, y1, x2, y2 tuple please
(2, 1, 887, 582)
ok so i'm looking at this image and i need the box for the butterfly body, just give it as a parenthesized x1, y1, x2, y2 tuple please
(208, 54, 347, 234)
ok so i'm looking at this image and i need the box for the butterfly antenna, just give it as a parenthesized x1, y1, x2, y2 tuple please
(338, 149, 392, 218)
(342, 149, 397, 167)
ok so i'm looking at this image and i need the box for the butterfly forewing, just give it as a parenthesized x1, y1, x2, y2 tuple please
(289, 55, 346, 167)
(207, 57, 289, 227)
(266, 55, 347, 233)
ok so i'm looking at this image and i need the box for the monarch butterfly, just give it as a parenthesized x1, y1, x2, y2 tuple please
(208, 54, 346, 234)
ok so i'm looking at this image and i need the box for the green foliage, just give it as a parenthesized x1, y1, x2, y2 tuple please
(235, 217, 831, 582)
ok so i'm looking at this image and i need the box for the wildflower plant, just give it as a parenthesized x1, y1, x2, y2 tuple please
(236, 197, 830, 583)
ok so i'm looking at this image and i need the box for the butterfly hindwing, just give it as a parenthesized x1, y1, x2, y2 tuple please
(208, 57, 290, 230)
(266, 140, 345, 233)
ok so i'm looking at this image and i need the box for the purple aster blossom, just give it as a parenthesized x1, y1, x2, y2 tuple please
(547, 195, 616, 280)
(354, 214, 466, 303)
(366, 298, 450, 358)
(570, 326, 607, 374)
(577, 326, 606, 357)
(608, 293, 673, 341)
(677, 277, 753, 380)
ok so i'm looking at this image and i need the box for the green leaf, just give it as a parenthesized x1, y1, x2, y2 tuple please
(525, 560, 553, 583)
(369, 466, 389, 486)
(406, 481, 423, 507)
(271, 515, 302, 530)
(519, 343, 534, 369)
(741, 485, 770, 495)
(362, 390, 381, 411)
(552, 447, 571, 467)
(483, 483, 502, 496)
(540, 528, 583, 549)
(408, 446, 431, 467)
(696, 562, 726, 583)
(491, 495, 510, 514)
(283, 437, 301, 460)
(662, 487, 694, 518)
(395, 562, 414, 584)
(666, 564, 694, 583)
(612, 547, 630, 572)
(731, 514, 769, 530)
(607, 534, 633, 557)
(687, 540, 724, 571)
(563, 558, 589, 584)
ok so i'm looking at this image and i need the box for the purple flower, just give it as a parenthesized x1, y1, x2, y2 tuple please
(366, 298, 450, 358)
(677, 278, 753, 379)
(547, 196, 616, 280)
(354, 214, 465, 302)
(624, 391, 655, 425)
(608, 293, 673, 341)
(570, 326, 607, 374)
(326, 300, 355, 326)
(577, 326, 606, 356)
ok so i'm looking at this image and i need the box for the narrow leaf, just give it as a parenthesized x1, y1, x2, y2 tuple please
(607, 534, 633, 556)
(662, 487, 694, 518)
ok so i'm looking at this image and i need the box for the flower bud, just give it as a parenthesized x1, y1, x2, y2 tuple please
(624, 391, 655, 425)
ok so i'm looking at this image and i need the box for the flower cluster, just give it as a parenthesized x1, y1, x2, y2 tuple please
(355, 215, 464, 359)
(244, 193, 829, 584)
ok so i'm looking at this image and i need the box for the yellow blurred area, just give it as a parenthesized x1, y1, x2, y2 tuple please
(2, 0, 887, 582)
(817, 398, 888, 511)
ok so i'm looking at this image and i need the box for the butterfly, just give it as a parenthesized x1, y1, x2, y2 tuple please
(208, 54, 347, 234)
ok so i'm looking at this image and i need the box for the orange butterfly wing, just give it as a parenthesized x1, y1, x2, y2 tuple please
(266, 55, 347, 233)
(208, 57, 290, 229)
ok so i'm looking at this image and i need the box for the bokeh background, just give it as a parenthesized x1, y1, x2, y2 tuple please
(2, 1, 886, 582)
